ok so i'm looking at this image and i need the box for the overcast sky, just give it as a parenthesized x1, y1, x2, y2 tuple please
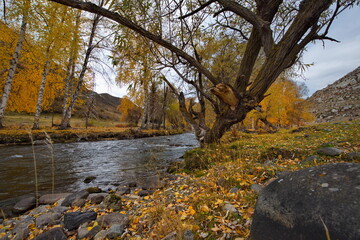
(95, 5, 360, 98)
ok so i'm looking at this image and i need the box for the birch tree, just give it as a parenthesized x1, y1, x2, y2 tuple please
(0, 0, 30, 128)
(60, 8, 101, 129)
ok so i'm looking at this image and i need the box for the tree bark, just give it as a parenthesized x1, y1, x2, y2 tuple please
(62, 12, 80, 121)
(33, 53, 51, 130)
(0, 9, 28, 128)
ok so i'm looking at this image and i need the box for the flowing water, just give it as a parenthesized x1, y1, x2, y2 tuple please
(0, 133, 198, 207)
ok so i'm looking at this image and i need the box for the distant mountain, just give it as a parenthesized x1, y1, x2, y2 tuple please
(308, 66, 360, 122)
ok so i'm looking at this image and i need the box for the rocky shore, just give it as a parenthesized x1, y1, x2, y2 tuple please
(0, 173, 187, 240)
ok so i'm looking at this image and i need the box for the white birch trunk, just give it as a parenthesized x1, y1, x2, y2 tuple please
(32, 57, 51, 130)
(0, 11, 28, 128)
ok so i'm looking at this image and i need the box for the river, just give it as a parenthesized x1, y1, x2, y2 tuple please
(0, 133, 198, 207)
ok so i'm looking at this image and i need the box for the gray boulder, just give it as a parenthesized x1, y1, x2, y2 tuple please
(33, 227, 66, 240)
(106, 224, 125, 239)
(88, 193, 107, 204)
(39, 193, 71, 205)
(13, 197, 36, 214)
(316, 147, 342, 156)
(35, 212, 62, 228)
(61, 190, 89, 207)
(97, 213, 129, 228)
(250, 163, 360, 240)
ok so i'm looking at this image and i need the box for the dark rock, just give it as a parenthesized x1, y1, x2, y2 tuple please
(138, 190, 154, 197)
(183, 229, 194, 240)
(12, 221, 31, 240)
(12, 197, 36, 214)
(39, 193, 71, 205)
(71, 198, 86, 208)
(229, 187, 239, 193)
(77, 223, 90, 239)
(116, 187, 131, 195)
(300, 155, 318, 165)
(88, 193, 107, 204)
(35, 212, 62, 228)
(50, 206, 69, 214)
(345, 152, 360, 160)
(250, 163, 360, 240)
(61, 190, 89, 207)
(86, 225, 102, 239)
(106, 224, 125, 239)
(84, 176, 96, 183)
(275, 171, 290, 178)
(63, 211, 97, 231)
(33, 227, 67, 240)
(0, 218, 3, 224)
(94, 230, 108, 240)
(86, 187, 102, 193)
(174, 206, 185, 213)
(317, 147, 343, 156)
(28, 205, 49, 216)
(216, 178, 227, 188)
(127, 182, 137, 188)
(140, 175, 164, 190)
(97, 213, 129, 228)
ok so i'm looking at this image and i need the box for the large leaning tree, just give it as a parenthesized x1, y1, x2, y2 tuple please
(47, 0, 358, 145)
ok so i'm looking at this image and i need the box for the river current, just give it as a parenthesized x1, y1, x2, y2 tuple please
(0, 133, 198, 207)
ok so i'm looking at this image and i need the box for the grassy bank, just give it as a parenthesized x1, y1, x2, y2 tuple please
(121, 121, 359, 239)
(0, 113, 185, 145)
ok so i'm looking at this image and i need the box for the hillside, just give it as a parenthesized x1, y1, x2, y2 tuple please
(91, 92, 122, 120)
(308, 66, 360, 122)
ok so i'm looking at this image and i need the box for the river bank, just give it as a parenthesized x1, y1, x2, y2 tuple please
(0, 122, 359, 239)
(0, 128, 185, 146)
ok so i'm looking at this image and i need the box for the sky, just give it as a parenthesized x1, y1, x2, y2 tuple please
(94, 5, 360, 98)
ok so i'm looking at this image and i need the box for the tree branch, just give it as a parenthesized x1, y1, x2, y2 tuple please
(217, 0, 274, 56)
(48, 0, 220, 85)
(179, 0, 216, 19)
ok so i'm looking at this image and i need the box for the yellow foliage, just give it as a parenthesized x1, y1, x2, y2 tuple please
(0, 22, 66, 113)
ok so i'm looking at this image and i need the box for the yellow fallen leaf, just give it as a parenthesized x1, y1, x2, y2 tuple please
(201, 205, 210, 213)
(188, 206, 196, 215)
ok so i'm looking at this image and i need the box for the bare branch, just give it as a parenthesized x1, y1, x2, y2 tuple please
(217, 0, 274, 56)
(171, 66, 219, 111)
(179, 0, 216, 19)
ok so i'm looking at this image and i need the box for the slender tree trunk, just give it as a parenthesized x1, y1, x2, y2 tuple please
(141, 86, 150, 129)
(0, 11, 28, 128)
(62, 12, 80, 120)
(162, 83, 168, 129)
(33, 55, 51, 130)
(60, 13, 100, 129)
